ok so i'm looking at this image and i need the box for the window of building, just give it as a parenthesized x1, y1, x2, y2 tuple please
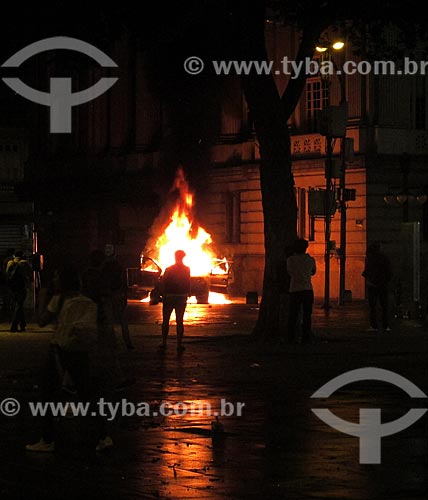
(296, 187, 306, 238)
(225, 191, 241, 244)
(306, 79, 329, 132)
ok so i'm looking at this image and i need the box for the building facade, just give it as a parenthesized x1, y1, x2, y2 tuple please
(2, 22, 427, 311)
(204, 22, 428, 309)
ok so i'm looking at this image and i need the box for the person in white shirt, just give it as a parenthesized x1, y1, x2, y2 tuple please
(286, 239, 316, 343)
(26, 264, 112, 453)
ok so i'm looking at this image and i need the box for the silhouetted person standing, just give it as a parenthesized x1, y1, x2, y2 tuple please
(286, 239, 316, 343)
(159, 250, 191, 352)
(102, 245, 133, 350)
(6, 251, 31, 332)
(362, 242, 392, 332)
(82, 249, 134, 392)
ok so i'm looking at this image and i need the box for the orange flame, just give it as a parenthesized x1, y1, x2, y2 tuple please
(155, 201, 215, 276)
(141, 168, 230, 304)
(145, 168, 225, 278)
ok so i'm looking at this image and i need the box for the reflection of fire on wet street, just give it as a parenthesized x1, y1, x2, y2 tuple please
(187, 292, 231, 305)
(139, 167, 232, 305)
(135, 301, 235, 325)
(128, 300, 257, 333)
(140, 291, 231, 305)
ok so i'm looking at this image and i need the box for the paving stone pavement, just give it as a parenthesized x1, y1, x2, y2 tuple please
(0, 301, 427, 499)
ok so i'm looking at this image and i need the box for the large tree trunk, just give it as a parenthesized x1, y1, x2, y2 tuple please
(240, 2, 329, 340)
(256, 138, 297, 340)
(243, 73, 297, 340)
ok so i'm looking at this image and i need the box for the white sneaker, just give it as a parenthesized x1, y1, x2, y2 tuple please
(25, 439, 55, 452)
(96, 435, 114, 452)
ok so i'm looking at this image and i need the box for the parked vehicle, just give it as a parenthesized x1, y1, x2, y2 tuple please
(127, 254, 232, 304)
(126, 256, 161, 301)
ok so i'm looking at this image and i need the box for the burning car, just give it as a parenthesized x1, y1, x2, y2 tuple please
(137, 254, 231, 304)
(128, 167, 232, 304)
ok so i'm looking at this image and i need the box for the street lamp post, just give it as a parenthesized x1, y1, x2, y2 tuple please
(324, 137, 334, 310)
(337, 73, 348, 305)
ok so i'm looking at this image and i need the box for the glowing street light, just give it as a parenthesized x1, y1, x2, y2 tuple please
(316, 40, 345, 54)
(314, 39, 347, 309)
(332, 41, 345, 50)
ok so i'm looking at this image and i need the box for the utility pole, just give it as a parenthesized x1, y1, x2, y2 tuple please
(316, 40, 346, 311)
(324, 137, 334, 310)
(338, 139, 347, 305)
(338, 73, 348, 305)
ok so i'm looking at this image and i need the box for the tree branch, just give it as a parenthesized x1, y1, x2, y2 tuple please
(281, 17, 330, 119)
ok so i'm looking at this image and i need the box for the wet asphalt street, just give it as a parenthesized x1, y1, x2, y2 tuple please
(0, 300, 427, 499)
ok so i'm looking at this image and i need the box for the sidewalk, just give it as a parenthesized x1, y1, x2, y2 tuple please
(0, 301, 427, 499)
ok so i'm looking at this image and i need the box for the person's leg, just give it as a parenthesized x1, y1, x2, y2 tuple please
(10, 296, 18, 331)
(10, 290, 22, 331)
(161, 297, 174, 347)
(100, 297, 115, 333)
(120, 308, 132, 348)
(119, 305, 132, 349)
(301, 290, 314, 342)
(97, 306, 130, 391)
(112, 292, 133, 349)
(367, 286, 378, 329)
(61, 371, 76, 393)
(61, 350, 110, 446)
(287, 292, 300, 342)
(378, 286, 390, 329)
(16, 289, 27, 331)
(40, 345, 63, 444)
(60, 351, 91, 399)
(26, 345, 62, 450)
(175, 297, 187, 350)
